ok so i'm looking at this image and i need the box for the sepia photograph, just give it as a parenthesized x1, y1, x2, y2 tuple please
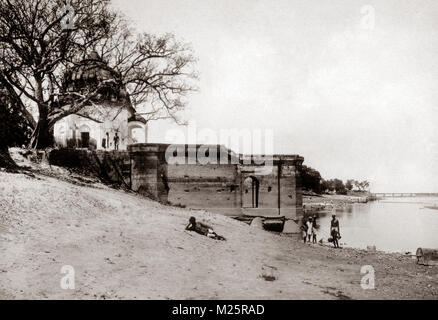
(0, 0, 437, 306)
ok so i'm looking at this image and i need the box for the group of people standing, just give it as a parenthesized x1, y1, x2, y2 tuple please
(301, 214, 341, 248)
(302, 215, 318, 244)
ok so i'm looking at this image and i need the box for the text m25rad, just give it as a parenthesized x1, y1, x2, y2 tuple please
(217, 304, 264, 315)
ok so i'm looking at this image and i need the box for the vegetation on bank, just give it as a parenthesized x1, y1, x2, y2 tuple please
(0, 87, 33, 170)
(300, 165, 370, 195)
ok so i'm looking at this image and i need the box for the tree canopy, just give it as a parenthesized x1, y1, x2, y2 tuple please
(300, 166, 370, 194)
(0, 0, 197, 149)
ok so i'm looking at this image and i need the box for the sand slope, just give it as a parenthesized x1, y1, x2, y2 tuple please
(0, 171, 437, 299)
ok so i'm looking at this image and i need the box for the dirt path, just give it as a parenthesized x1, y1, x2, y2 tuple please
(0, 172, 437, 299)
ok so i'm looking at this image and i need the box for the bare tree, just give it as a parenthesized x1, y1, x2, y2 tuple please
(97, 23, 198, 124)
(353, 180, 370, 191)
(0, 0, 197, 149)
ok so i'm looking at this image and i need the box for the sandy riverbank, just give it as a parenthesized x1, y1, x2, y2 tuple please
(1, 170, 437, 300)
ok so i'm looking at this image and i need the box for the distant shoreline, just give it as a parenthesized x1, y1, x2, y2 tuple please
(303, 192, 371, 211)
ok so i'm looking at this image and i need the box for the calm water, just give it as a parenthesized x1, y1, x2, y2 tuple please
(315, 197, 438, 253)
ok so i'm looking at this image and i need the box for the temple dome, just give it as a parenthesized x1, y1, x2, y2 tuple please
(62, 51, 131, 110)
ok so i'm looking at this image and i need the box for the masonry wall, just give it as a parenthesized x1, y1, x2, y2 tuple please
(241, 165, 278, 216)
(239, 163, 303, 218)
(128, 144, 304, 219)
(166, 163, 241, 215)
(51, 144, 304, 220)
(129, 144, 161, 200)
(280, 164, 303, 217)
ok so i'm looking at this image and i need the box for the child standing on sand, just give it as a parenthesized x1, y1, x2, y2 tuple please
(306, 218, 313, 243)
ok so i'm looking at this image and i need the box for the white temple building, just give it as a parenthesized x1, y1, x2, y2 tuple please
(53, 52, 147, 151)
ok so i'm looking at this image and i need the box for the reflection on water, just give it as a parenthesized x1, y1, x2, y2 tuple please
(315, 197, 438, 253)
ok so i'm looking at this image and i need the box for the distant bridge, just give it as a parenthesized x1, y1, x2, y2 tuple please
(371, 193, 438, 198)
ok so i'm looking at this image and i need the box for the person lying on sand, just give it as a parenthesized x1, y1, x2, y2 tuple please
(185, 217, 226, 241)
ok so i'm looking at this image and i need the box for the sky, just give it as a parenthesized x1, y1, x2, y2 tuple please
(111, 0, 438, 192)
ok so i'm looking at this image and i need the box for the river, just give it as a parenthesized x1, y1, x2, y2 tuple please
(314, 197, 438, 253)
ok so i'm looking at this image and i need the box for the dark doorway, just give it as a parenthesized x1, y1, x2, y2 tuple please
(243, 176, 260, 208)
(81, 132, 90, 148)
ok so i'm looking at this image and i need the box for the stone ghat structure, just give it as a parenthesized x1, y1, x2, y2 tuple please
(48, 143, 304, 232)
(128, 143, 304, 223)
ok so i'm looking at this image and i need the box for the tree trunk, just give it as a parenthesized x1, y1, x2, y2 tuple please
(29, 78, 54, 150)
(29, 117, 54, 149)
(0, 145, 18, 171)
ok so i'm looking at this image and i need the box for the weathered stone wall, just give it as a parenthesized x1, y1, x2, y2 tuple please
(167, 163, 241, 215)
(128, 143, 242, 215)
(129, 144, 160, 199)
(241, 165, 279, 216)
(50, 144, 304, 222)
(128, 143, 304, 219)
(280, 164, 303, 218)
(239, 163, 302, 218)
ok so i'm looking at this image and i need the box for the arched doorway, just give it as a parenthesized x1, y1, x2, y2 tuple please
(128, 121, 147, 144)
(242, 176, 259, 208)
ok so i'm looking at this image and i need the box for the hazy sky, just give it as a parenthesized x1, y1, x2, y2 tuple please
(111, 0, 438, 192)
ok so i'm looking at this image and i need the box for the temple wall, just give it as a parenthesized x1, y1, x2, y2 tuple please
(53, 111, 147, 151)
(166, 163, 241, 216)
(49, 143, 304, 227)
(128, 143, 304, 219)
